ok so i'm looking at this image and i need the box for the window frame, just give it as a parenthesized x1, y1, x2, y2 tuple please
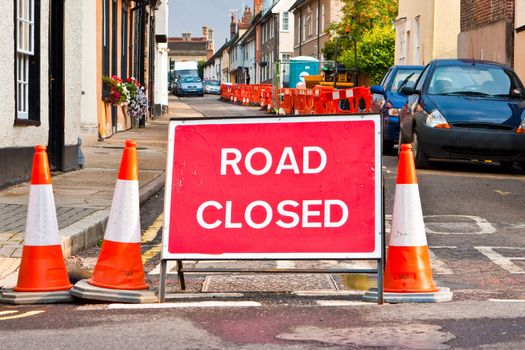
(281, 11, 289, 31)
(14, 0, 40, 124)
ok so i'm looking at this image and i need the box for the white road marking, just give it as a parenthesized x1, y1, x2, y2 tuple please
(489, 299, 525, 303)
(293, 290, 364, 297)
(107, 301, 261, 309)
(315, 300, 372, 306)
(425, 215, 496, 235)
(474, 247, 525, 274)
(276, 260, 296, 269)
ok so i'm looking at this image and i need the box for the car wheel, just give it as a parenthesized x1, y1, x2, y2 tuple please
(383, 140, 395, 156)
(499, 161, 514, 170)
(411, 130, 429, 169)
(199, 94, 204, 97)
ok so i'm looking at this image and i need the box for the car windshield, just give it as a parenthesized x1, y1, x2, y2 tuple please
(427, 65, 524, 97)
(207, 81, 220, 86)
(391, 69, 422, 92)
(181, 77, 201, 83)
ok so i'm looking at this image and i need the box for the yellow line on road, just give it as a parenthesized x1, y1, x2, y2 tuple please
(0, 310, 44, 321)
(142, 243, 162, 265)
(0, 310, 18, 316)
(142, 213, 164, 243)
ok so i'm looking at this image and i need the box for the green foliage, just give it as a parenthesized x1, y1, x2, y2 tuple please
(197, 60, 206, 79)
(324, 0, 398, 84)
(340, 25, 395, 85)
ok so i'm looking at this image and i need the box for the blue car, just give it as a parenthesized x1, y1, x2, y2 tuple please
(398, 59, 525, 170)
(174, 76, 204, 97)
(371, 65, 424, 154)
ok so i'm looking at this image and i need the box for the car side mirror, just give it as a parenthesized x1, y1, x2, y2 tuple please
(400, 83, 419, 96)
(370, 85, 384, 95)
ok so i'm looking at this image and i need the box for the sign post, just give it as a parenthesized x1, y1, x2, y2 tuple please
(161, 115, 384, 303)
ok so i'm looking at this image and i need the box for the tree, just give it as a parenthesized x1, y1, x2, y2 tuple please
(197, 60, 206, 79)
(341, 25, 395, 84)
(323, 0, 398, 83)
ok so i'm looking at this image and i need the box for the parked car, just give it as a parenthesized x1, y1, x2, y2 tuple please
(173, 76, 204, 97)
(204, 80, 221, 95)
(370, 65, 424, 154)
(398, 59, 525, 169)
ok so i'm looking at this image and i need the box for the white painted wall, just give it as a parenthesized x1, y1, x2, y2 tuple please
(64, 0, 83, 146)
(81, 0, 99, 145)
(274, 0, 295, 56)
(155, 0, 169, 109)
(0, 0, 51, 148)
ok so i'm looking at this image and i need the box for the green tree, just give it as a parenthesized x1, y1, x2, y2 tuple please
(323, 0, 398, 83)
(197, 60, 206, 79)
(340, 25, 395, 84)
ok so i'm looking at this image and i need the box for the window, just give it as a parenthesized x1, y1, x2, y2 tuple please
(15, 0, 39, 122)
(414, 17, 421, 64)
(103, 0, 110, 76)
(281, 11, 289, 31)
(315, 6, 318, 35)
(282, 53, 292, 61)
(307, 9, 312, 37)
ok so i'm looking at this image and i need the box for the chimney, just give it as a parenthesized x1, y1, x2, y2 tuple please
(253, 0, 263, 15)
(202, 26, 209, 38)
(230, 14, 236, 39)
(242, 6, 252, 23)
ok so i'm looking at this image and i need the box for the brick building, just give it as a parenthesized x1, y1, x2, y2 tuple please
(168, 26, 214, 71)
(458, 0, 515, 66)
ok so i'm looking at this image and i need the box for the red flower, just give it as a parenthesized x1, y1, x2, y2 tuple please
(126, 77, 132, 82)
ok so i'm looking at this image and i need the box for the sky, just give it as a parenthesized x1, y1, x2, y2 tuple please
(169, 0, 248, 49)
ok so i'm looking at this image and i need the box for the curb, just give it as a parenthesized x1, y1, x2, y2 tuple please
(60, 172, 165, 258)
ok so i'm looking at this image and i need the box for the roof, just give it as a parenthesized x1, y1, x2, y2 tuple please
(168, 41, 207, 55)
(288, 0, 307, 12)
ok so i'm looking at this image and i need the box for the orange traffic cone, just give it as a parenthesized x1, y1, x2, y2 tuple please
(384, 144, 437, 293)
(14, 145, 72, 293)
(88, 140, 148, 290)
(363, 144, 452, 303)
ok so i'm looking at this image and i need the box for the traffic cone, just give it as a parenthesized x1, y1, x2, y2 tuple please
(71, 140, 156, 303)
(363, 144, 452, 303)
(89, 140, 147, 290)
(384, 143, 437, 293)
(0, 146, 73, 304)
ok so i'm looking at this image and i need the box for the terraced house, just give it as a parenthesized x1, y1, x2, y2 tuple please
(0, 0, 166, 189)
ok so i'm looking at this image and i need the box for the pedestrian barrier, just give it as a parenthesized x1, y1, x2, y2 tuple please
(218, 83, 372, 115)
(363, 144, 453, 303)
(71, 140, 157, 303)
(0, 145, 73, 304)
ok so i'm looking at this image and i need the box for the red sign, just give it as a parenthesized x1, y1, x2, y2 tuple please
(163, 116, 381, 259)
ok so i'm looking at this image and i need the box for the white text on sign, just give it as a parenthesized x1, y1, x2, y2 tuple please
(197, 146, 349, 230)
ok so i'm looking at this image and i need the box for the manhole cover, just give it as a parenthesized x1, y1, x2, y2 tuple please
(202, 274, 337, 292)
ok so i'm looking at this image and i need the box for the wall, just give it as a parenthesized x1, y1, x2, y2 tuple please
(514, 0, 525, 81)
(81, 0, 99, 145)
(433, 0, 460, 59)
(64, 0, 84, 147)
(458, 20, 512, 65)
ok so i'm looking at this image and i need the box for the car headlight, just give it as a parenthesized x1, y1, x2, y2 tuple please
(425, 109, 451, 129)
(383, 102, 399, 116)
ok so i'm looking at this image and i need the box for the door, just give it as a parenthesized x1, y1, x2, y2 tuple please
(48, 0, 65, 170)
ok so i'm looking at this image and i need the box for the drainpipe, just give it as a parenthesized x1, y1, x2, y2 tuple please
(317, 0, 320, 59)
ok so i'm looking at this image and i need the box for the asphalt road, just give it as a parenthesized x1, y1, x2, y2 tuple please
(1, 94, 524, 349)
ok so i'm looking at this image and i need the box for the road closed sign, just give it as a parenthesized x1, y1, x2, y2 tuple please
(162, 115, 382, 259)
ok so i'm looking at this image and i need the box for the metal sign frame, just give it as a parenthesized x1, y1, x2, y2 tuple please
(159, 114, 384, 304)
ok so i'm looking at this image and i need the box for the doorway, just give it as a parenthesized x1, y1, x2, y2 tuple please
(48, 0, 65, 170)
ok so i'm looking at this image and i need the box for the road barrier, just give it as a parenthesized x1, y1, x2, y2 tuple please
(220, 83, 373, 115)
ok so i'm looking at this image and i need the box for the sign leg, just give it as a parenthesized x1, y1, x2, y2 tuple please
(377, 259, 384, 305)
(177, 260, 186, 291)
(159, 259, 167, 303)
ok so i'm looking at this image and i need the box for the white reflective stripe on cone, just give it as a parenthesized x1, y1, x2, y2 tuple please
(346, 89, 354, 97)
(24, 184, 60, 246)
(104, 179, 141, 243)
(389, 184, 427, 247)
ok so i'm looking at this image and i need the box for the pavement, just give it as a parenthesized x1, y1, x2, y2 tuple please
(0, 97, 202, 289)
